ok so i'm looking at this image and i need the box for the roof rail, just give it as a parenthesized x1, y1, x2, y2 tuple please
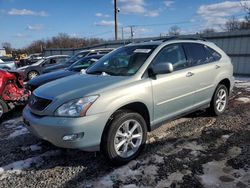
(161, 36, 206, 42)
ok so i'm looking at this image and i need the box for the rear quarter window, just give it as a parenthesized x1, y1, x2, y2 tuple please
(183, 43, 221, 66)
(204, 45, 222, 62)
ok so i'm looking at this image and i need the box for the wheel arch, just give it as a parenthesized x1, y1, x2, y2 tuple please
(100, 101, 151, 149)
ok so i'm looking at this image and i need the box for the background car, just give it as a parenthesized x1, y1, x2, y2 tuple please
(27, 54, 103, 91)
(18, 55, 69, 80)
(0, 57, 17, 70)
(0, 69, 29, 118)
(19, 53, 44, 67)
(42, 48, 113, 73)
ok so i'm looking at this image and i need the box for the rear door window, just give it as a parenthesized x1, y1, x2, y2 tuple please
(183, 43, 210, 66)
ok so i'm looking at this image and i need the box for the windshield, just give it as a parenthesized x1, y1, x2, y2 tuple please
(86, 45, 156, 76)
(66, 51, 89, 64)
(68, 56, 100, 71)
(32, 59, 45, 66)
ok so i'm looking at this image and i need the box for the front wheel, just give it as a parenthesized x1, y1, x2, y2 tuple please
(208, 84, 228, 116)
(101, 111, 147, 165)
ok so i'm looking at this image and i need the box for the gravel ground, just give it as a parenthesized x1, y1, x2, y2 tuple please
(0, 78, 249, 188)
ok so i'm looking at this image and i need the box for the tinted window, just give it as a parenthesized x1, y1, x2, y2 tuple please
(69, 57, 101, 71)
(50, 58, 57, 64)
(57, 57, 68, 64)
(183, 43, 211, 66)
(204, 46, 221, 62)
(98, 51, 110, 55)
(88, 52, 98, 56)
(153, 44, 187, 71)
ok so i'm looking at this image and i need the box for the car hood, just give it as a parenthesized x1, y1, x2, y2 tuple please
(34, 74, 130, 101)
(18, 65, 29, 70)
(28, 69, 75, 87)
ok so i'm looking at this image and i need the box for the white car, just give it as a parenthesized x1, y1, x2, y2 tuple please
(0, 58, 16, 70)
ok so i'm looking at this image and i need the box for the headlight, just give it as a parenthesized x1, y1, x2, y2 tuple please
(55, 95, 99, 117)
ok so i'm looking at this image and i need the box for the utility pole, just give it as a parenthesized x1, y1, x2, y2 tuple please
(130, 26, 134, 40)
(114, 0, 118, 40)
(121, 27, 124, 40)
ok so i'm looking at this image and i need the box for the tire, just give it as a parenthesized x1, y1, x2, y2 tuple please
(208, 84, 228, 116)
(28, 71, 39, 80)
(0, 99, 8, 118)
(101, 110, 147, 165)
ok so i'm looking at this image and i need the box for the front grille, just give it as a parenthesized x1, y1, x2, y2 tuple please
(28, 94, 52, 111)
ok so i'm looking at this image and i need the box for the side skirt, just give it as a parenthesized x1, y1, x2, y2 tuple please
(150, 103, 210, 132)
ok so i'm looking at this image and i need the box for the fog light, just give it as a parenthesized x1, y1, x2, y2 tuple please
(62, 133, 84, 141)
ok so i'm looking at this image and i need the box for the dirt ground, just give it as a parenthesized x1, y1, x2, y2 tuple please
(0, 78, 249, 188)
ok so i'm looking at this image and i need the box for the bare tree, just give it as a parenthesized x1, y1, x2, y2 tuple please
(240, 0, 250, 22)
(2, 42, 12, 54)
(168, 26, 181, 36)
(224, 17, 241, 31)
(23, 33, 104, 54)
(202, 28, 216, 34)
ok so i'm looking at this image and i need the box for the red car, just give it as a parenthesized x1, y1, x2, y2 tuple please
(0, 69, 29, 118)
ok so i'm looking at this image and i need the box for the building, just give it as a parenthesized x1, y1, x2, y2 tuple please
(0, 48, 6, 56)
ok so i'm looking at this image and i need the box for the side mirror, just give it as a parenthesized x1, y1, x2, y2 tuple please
(150, 62, 173, 75)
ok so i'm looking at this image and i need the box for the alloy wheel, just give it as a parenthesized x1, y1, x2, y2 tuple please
(216, 88, 227, 112)
(114, 119, 143, 158)
(29, 71, 38, 79)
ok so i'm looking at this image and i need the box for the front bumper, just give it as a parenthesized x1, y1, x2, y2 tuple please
(23, 106, 110, 151)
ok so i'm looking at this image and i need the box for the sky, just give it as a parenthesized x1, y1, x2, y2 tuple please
(0, 0, 249, 48)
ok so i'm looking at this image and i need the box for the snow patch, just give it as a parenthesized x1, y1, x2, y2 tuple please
(21, 143, 42, 151)
(0, 150, 61, 176)
(122, 184, 137, 188)
(91, 160, 154, 187)
(156, 170, 191, 187)
(235, 77, 250, 83)
(235, 97, 250, 103)
(221, 134, 232, 140)
(2, 117, 23, 128)
(198, 160, 250, 188)
(227, 146, 242, 158)
(235, 78, 250, 90)
(178, 141, 204, 151)
(93, 164, 141, 187)
(7, 125, 29, 139)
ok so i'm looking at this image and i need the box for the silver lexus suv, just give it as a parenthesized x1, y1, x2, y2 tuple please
(23, 38, 234, 164)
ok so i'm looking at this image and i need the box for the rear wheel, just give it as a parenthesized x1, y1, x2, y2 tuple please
(101, 111, 147, 165)
(0, 100, 8, 118)
(0, 103, 3, 118)
(28, 71, 39, 80)
(208, 84, 228, 116)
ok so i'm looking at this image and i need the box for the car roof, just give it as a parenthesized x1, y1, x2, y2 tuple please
(78, 48, 114, 53)
(45, 55, 69, 59)
(128, 37, 208, 47)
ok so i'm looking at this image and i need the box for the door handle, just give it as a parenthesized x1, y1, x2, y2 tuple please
(215, 65, 221, 69)
(186, 72, 194, 77)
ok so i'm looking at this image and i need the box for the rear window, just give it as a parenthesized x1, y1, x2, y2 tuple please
(183, 43, 208, 66)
